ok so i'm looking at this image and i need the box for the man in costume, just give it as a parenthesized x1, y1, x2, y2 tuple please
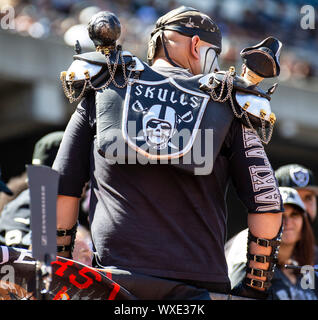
(275, 164, 318, 264)
(54, 7, 283, 299)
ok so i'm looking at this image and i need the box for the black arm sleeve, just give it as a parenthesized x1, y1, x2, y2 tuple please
(225, 120, 283, 214)
(52, 94, 96, 198)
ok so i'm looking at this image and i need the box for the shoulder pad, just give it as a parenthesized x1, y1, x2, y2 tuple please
(198, 71, 271, 100)
(73, 51, 110, 65)
(64, 50, 144, 81)
(73, 50, 131, 66)
(198, 70, 277, 138)
(60, 50, 145, 103)
(65, 59, 103, 82)
(235, 91, 272, 123)
(198, 72, 218, 91)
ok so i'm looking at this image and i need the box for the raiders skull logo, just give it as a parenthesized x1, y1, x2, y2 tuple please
(290, 167, 310, 188)
(142, 105, 177, 149)
(122, 78, 209, 160)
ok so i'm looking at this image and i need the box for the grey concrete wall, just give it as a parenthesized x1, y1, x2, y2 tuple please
(0, 30, 74, 82)
(0, 30, 75, 140)
(270, 79, 318, 148)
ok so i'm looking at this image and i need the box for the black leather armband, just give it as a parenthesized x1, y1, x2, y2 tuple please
(246, 267, 273, 279)
(246, 253, 278, 264)
(57, 223, 78, 237)
(56, 223, 78, 257)
(248, 232, 281, 248)
(244, 277, 272, 289)
(244, 224, 283, 291)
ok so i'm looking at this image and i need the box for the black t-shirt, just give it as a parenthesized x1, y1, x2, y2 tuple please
(53, 66, 282, 292)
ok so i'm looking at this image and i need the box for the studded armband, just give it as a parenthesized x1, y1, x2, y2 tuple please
(244, 224, 283, 291)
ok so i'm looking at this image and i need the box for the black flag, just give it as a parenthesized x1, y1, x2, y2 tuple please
(27, 165, 59, 264)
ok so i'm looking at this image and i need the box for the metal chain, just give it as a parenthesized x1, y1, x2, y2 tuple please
(89, 50, 132, 91)
(210, 71, 233, 103)
(208, 71, 274, 144)
(61, 74, 88, 104)
(260, 117, 274, 145)
(243, 111, 274, 145)
(108, 50, 131, 88)
(61, 49, 135, 103)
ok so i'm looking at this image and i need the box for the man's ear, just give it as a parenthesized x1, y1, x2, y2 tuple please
(190, 35, 201, 60)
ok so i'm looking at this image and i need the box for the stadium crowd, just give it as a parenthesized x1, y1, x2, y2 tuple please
(0, 0, 317, 81)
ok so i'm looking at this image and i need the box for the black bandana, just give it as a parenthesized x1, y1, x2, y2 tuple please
(147, 6, 222, 64)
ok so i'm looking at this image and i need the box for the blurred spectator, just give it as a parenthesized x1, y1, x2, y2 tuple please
(0, 131, 64, 249)
(72, 224, 93, 266)
(292, 60, 314, 81)
(0, 171, 27, 215)
(225, 187, 318, 300)
(63, 5, 100, 49)
(275, 163, 318, 265)
(0, 0, 316, 79)
(0, 168, 14, 214)
(135, 0, 158, 25)
(218, 0, 248, 24)
(0, 130, 93, 266)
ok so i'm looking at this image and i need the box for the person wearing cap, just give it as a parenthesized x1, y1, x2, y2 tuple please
(271, 187, 317, 300)
(54, 7, 283, 300)
(31, 131, 65, 167)
(0, 131, 64, 249)
(226, 187, 317, 300)
(275, 164, 317, 223)
(275, 164, 318, 265)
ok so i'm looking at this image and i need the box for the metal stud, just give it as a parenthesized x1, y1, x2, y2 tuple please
(260, 109, 266, 119)
(269, 112, 276, 125)
(84, 70, 90, 80)
(68, 72, 75, 81)
(60, 71, 67, 80)
(243, 102, 250, 111)
(229, 66, 235, 74)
